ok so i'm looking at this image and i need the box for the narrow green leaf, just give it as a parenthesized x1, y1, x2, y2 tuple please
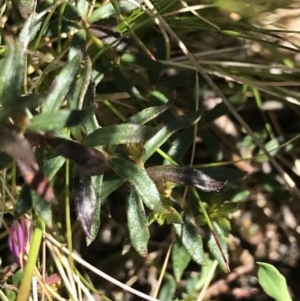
(86, 174, 103, 245)
(101, 175, 125, 199)
(0, 37, 24, 106)
(165, 207, 183, 224)
(257, 135, 295, 163)
(43, 155, 66, 180)
(84, 124, 156, 147)
(172, 239, 191, 282)
(28, 109, 92, 131)
(42, 51, 83, 112)
(127, 188, 150, 257)
(173, 214, 205, 265)
(68, 30, 87, 61)
(126, 90, 176, 124)
(143, 110, 202, 161)
(158, 274, 176, 301)
(257, 262, 292, 301)
(12, 269, 23, 285)
(32, 190, 52, 226)
(68, 54, 92, 139)
(5, 289, 16, 301)
(76, 0, 89, 17)
(88, 0, 135, 23)
(82, 80, 99, 135)
(108, 156, 169, 214)
(195, 259, 215, 291)
(19, 11, 42, 45)
(163, 128, 194, 165)
(207, 221, 229, 271)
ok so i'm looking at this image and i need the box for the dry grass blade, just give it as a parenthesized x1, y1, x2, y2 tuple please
(44, 233, 161, 301)
(136, 0, 300, 199)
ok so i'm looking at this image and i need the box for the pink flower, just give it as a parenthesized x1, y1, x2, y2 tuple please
(8, 219, 32, 266)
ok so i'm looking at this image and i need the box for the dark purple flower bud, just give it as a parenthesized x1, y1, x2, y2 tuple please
(8, 219, 32, 266)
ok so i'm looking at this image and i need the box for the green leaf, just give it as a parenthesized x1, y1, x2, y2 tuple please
(12, 269, 23, 285)
(43, 155, 66, 181)
(32, 190, 52, 227)
(127, 188, 150, 257)
(76, 0, 89, 17)
(88, 0, 136, 23)
(195, 259, 216, 291)
(158, 274, 176, 301)
(207, 221, 229, 271)
(82, 80, 99, 135)
(68, 53, 91, 139)
(126, 90, 176, 124)
(42, 51, 83, 112)
(87, 174, 104, 245)
(27, 109, 92, 131)
(257, 262, 292, 301)
(84, 124, 156, 147)
(5, 289, 16, 301)
(173, 214, 205, 265)
(19, 10, 42, 45)
(68, 30, 87, 64)
(222, 187, 250, 203)
(108, 156, 169, 214)
(172, 239, 191, 282)
(147, 165, 227, 192)
(101, 175, 125, 199)
(165, 207, 183, 224)
(256, 135, 295, 163)
(163, 128, 194, 165)
(0, 37, 24, 106)
(143, 110, 202, 161)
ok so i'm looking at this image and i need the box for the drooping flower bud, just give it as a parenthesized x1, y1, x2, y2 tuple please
(8, 219, 32, 266)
